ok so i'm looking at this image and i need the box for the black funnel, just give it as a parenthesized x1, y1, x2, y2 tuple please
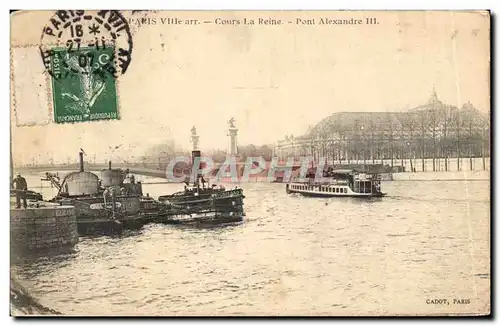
(192, 150, 201, 179)
(79, 152, 84, 172)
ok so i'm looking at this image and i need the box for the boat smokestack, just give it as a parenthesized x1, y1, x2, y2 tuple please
(191, 150, 201, 162)
(79, 151, 84, 172)
(109, 161, 112, 170)
(192, 150, 201, 179)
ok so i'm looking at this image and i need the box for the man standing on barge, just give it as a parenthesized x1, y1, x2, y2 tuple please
(12, 173, 28, 209)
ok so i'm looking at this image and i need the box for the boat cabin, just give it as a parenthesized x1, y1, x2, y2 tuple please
(287, 169, 384, 197)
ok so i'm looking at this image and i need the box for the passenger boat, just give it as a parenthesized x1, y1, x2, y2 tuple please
(286, 169, 386, 198)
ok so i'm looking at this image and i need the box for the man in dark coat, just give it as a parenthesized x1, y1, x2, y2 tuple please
(12, 173, 28, 209)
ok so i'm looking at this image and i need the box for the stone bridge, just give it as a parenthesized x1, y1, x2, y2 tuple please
(15, 160, 305, 180)
(16, 163, 170, 179)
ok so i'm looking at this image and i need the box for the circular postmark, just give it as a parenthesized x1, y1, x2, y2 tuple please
(39, 10, 133, 79)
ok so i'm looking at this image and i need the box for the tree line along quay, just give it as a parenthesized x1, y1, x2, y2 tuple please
(274, 90, 490, 172)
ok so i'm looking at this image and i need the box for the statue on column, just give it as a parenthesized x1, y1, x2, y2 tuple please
(190, 125, 199, 150)
(227, 118, 238, 155)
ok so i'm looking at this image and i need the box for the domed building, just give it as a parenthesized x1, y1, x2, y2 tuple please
(274, 90, 490, 172)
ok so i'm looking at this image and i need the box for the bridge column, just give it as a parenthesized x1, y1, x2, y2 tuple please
(228, 117, 238, 156)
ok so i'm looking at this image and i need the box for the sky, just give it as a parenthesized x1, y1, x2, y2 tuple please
(11, 10, 490, 165)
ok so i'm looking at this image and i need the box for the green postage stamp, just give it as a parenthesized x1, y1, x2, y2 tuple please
(49, 47, 119, 123)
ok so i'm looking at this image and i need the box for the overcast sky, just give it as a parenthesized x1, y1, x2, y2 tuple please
(11, 11, 489, 165)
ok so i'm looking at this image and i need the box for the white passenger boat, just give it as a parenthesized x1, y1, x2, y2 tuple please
(286, 169, 386, 198)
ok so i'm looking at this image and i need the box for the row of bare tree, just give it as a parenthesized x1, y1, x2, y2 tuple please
(278, 102, 490, 172)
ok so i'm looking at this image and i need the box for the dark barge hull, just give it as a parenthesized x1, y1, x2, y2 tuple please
(76, 213, 157, 235)
(156, 188, 245, 225)
(159, 189, 244, 213)
(155, 212, 244, 226)
(49, 187, 246, 234)
(52, 195, 157, 235)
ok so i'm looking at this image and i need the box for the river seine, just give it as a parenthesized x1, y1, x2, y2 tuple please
(12, 173, 490, 316)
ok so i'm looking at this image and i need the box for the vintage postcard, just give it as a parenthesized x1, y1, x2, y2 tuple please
(10, 10, 490, 316)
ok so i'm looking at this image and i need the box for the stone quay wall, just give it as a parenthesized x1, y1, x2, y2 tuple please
(10, 206, 78, 251)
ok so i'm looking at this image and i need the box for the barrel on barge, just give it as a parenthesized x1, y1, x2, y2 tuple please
(43, 152, 153, 234)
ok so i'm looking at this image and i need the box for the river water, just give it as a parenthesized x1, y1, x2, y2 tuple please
(12, 173, 490, 316)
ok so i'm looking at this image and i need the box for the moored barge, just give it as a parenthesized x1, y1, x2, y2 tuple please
(156, 149, 246, 225)
(44, 151, 153, 234)
(157, 182, 245, 225)
(38, 148, 247, 232)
